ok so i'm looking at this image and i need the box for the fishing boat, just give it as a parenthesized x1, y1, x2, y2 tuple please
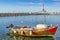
(7, 24, 58, 37)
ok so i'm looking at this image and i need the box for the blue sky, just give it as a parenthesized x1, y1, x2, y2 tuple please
(0, 0, 60, 13)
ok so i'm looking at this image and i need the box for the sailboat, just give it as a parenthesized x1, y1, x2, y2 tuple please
(7, 2, 58, 37)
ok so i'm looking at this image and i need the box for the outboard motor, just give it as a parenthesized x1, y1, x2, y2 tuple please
(6, 24, 14, 28)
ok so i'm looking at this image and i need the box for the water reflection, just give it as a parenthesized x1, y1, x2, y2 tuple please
(7, 33, 54, 40)
(16, 36, 54, 40)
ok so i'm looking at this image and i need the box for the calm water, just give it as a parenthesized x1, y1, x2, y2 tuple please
(0, 15, 60, 40)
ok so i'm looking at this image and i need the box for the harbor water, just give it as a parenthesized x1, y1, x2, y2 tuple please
(0, 15, 60, 40)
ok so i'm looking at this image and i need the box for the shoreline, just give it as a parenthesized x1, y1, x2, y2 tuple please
(0, 13, 59, 17)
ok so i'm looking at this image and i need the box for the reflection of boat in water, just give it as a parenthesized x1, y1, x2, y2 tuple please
(6, 33, 54, 40)
(7, 24, 58, 37)
(16, 36, 54, 40)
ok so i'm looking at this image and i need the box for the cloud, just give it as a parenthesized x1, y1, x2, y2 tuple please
(17, 2, 35, 4)
(17, 2, 43, 6)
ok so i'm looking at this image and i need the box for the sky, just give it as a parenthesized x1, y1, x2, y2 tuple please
(0, 0, 60, 13)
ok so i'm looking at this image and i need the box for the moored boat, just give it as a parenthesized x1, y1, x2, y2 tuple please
(7, 24, 58, 37)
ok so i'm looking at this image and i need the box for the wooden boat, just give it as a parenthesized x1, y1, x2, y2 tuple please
(7, 24, 58, 37)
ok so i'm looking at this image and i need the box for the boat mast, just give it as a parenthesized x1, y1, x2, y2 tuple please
(42, 3, 45, 12)
(42, 2, 46, 24)
(42, 2, 46, 13)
